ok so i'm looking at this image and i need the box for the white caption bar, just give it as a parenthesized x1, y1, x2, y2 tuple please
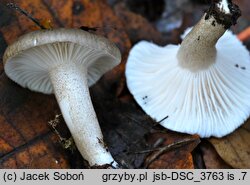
(0, 169, 249, 185)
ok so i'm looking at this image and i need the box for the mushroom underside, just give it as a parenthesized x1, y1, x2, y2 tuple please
(4, 41, 118, 94)
(126, 30, 250, 138)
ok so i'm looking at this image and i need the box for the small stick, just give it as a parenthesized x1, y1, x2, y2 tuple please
(143, 138, 198, 168)
(80, 25, 118, 33)
(158, 115, 169, 123)
(134, 137, 197, 155)
(6, 3, 46, 29)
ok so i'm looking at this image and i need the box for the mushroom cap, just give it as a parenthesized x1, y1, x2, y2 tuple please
(3, 28, 121, 94)
(125, 28, 250, 138)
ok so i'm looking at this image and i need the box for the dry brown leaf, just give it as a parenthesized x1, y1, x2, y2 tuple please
(42, 0, 73, 27)
(200, 141, 232, 169)
(15, 0, 58, 31)
(72, 0, 131, 56)
(0, 22, 23, 45)
(114, 2, 165, 45)
(0, 133, 70, 168)
(209, 120, 250, 169)
(0, 73, 72, 168)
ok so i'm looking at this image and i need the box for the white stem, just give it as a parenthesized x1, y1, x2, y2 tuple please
(49, 63, 117, 167)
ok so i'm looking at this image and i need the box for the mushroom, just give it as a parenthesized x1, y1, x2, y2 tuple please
(3, 28, 121, 167)
(125, 0, 250, 137)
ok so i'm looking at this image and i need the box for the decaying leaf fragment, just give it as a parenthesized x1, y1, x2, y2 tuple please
(209, 120, 250, 169)
(200, 141, 232, 169)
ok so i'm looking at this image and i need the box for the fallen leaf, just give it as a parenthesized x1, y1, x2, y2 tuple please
(42, 0, 73, 27)
(0, 9, 23, 45)
(200, 141, 232, 169)
(72, 0, 131, 56)
(114, 2, 165, 45)
(0, 133, 70, 168)
(0, 74, 73, 168)
(209, 120, 250, 169)
(0, 136, 13, 157)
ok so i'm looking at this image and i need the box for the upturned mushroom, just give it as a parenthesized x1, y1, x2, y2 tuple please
(125, 0, 250, 137)
(3, 28, 121, 167)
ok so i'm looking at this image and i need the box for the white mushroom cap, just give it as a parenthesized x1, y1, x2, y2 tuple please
(3, 28, 121, 94)
(125, 28, 250, 138)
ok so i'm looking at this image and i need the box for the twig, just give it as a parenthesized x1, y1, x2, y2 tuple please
(143, 138, 198, 168)
(133, 138, 195, 154)
(158, 115, 169, 123)
(151, 115, 169, 127)
(6, 3, 46, 29)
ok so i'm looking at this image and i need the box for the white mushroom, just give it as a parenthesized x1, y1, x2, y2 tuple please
(3, 28, 121, 167)
(125, 0, 250, 138)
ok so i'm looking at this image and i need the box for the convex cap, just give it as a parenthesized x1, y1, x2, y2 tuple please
(3, 28, 121, 94)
